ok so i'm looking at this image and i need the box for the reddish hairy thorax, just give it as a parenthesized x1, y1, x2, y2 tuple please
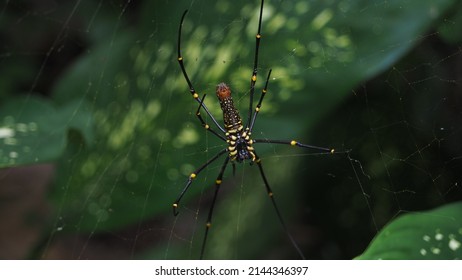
(216, 82, 231, 100)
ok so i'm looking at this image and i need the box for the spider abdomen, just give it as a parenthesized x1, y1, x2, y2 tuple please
(226, 128, 256, 162)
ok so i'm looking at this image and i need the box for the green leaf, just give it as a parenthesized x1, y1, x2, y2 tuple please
(50, 32, 182, 231)
(356, 202, 462, 260)
(0, 96, 93, 168)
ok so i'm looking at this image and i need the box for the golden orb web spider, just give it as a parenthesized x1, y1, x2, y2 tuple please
(175, 0, 335, 259)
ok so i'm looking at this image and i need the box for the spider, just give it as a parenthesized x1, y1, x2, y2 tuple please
(175, 0, 334, 259)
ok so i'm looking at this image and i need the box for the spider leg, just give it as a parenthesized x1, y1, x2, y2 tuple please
(173, 148, 228, 216)
(249, 69, 271, 131)
(177, 10, 226, 133)
(200, 156, 230, 259)
(253, 153, 306, 259)
(196, 94, 226, 142)
(246, 0, 265, 128)
(253, 139, 335, 154)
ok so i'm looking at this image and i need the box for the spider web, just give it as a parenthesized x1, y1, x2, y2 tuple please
(0, 0, 461, 260)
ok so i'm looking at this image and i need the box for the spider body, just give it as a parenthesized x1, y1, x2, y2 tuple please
(216, 83, 256, 162)
(175, 0, 334, 259)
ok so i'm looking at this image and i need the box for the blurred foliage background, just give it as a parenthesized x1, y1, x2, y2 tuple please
(1, 0, 462, 259)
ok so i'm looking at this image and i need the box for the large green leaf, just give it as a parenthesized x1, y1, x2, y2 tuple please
(0, 96, 93, 168)
(356, 202, 462, 259)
